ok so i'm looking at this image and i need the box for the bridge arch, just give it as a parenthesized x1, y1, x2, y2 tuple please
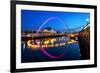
(37, 16, 70, 33)
(36, 16, 70, 59)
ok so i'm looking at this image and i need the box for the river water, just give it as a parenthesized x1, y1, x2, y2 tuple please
(21, 42, 81, 63)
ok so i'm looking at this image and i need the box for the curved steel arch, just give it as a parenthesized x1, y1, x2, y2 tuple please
(37, 16, 70, 33)
(36, 16, 70, 59)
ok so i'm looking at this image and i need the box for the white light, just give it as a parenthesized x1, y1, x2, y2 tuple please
(86, 18, 89, 22)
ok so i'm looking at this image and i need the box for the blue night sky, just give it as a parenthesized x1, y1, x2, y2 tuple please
(21, 10, 90, 32)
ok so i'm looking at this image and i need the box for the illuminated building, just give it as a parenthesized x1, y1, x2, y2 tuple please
(22, 27, 78, 49)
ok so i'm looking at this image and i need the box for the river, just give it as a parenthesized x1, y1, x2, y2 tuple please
(21, 42, 81, 63)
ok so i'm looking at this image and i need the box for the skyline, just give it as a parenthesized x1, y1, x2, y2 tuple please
(21, 10, 90, 32)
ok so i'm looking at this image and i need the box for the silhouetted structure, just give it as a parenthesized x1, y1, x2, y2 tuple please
(78, 25, 90, 59)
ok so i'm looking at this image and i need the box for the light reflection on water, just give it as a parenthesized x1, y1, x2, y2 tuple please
(21, 42, 81, 63)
